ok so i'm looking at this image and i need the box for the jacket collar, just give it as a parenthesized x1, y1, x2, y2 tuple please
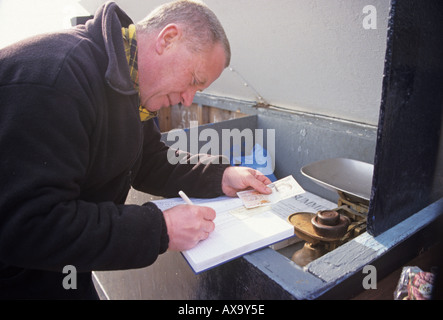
(86, 2, 137, 95)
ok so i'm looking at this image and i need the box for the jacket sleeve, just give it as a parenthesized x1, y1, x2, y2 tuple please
(131, 120, 231, 199)
(0, 85, 168, 273)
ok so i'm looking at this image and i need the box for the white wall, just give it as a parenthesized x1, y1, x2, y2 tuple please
(0, 0, 390, 126)
(0, 0, 89, 48)
(101, 0, 390, 126)
(206, 0, 390, 126)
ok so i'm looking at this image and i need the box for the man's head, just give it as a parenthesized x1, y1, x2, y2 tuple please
(135, 0, 231, 111)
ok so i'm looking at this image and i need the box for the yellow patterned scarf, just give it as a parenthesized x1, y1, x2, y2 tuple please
(121, 24, 157, 122)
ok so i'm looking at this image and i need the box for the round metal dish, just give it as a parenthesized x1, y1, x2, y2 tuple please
(301, 158, 373, 202)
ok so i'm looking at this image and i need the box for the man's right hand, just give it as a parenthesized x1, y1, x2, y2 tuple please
(162, 204, 216, 251)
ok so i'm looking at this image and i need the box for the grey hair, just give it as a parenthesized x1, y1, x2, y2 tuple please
(136, 0, 231, 67)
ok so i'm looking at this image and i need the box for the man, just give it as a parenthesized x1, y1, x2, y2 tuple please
(0, 1, 271, 299)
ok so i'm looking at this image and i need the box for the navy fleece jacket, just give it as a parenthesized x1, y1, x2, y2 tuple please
(0, 2, 228, 299)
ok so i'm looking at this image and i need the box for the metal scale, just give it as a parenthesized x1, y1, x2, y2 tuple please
(288, 158, 373, 266)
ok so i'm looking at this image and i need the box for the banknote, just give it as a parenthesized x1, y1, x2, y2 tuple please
(237, 175, 305, 208)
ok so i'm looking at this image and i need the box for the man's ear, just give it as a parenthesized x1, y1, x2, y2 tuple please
(155, 24, 182, 54)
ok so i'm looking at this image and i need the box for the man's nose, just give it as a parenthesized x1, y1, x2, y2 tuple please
(181, 89, 197, 107)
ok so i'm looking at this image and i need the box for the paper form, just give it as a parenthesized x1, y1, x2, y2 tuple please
(152, 190, 336, 273)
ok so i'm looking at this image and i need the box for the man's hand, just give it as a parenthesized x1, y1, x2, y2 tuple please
(163, 204, 216, 251)
(221, 166, 272, 197)
(163, 167, 271, 251)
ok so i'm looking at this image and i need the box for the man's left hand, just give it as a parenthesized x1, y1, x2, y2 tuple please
(221, 166, 272, 197)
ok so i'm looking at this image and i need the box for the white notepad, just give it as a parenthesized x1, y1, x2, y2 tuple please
(153, 190, 335, 274)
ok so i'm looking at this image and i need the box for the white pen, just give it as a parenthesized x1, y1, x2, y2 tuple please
(179, 190, 194, 205)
